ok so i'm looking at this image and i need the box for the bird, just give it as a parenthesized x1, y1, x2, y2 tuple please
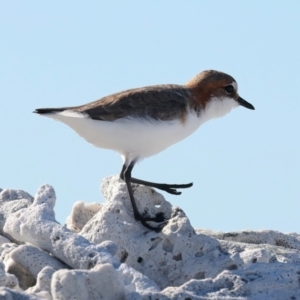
(34, 70, 255, 231)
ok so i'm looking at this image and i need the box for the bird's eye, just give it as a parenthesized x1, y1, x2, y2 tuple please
(224, 85, 234, 94)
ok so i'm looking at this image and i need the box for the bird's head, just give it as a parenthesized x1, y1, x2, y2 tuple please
(186, 70, 254, 118)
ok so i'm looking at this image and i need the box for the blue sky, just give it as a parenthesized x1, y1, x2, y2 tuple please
(1, 1, 300, 232)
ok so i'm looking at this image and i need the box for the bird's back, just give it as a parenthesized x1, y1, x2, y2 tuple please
(34, 84, 191, 122)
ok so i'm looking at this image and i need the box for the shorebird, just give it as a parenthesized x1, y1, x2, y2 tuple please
(34, 70, 254, 231)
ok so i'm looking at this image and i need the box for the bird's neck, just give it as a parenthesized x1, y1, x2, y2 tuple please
(198, 97, 239, 123)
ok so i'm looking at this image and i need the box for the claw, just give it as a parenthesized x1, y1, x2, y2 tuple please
(166, 189, 181, 195)
(139, 219, 167, 232)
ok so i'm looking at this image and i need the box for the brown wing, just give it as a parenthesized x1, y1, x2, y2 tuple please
(74, 85, 191, 122)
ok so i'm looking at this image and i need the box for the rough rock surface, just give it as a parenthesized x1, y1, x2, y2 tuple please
(0, 176, 300, 299)
(0, 188, 33, 241)
(65, 201, 101, 233)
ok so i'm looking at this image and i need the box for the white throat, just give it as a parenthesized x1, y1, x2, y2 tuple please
(200, 97, 239, 124)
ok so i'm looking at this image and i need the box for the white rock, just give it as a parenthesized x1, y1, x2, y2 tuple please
(1, 178, 300, 299)
(0, 261, 19, 290)
(80, 176, 300, 299)
(197, 228, 300, 250)
(0, 287, 45, 300)
(118, 263, 160, 296)
(3, 184, 117, 269)
(0, 242, 35, 290)
(161, 270, 248, 299)
(10, 245, 68, 278)
(1, 183, 159, 299)
(0, 235, 11, 246)
(81, 176, 236, 289)
(51, 263, 125, 300)
(26, 266, 55, 299)
(0, 189, 33, 203)
(66, 201, 102, 233)
(0, 188, 33, 241)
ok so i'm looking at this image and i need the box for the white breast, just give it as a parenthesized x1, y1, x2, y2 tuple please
(45, 111, 201, 163)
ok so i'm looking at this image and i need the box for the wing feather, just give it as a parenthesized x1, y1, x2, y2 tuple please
(74, 85, 190, 121)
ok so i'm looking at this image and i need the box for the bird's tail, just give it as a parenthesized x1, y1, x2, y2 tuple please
(33, 107, 68, 115)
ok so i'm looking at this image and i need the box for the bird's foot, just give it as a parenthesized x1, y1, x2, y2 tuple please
(135, 212, 168, 232)
(156, 182, 193, 195)
(129, 177, 193, 195)
(139, 219, 167, 232)
(141, 212, 165, 222)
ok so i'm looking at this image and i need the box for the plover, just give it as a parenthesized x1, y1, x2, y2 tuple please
(34, 70, 254, 231)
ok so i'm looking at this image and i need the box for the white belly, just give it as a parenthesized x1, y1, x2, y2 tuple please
(46, 111, 202, 163)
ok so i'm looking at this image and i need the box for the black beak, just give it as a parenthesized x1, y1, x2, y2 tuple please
(237, 97, 255, 110)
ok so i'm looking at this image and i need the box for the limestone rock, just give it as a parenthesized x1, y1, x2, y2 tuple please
(65, 201, 102, 233)
(0, 178, 300, 299)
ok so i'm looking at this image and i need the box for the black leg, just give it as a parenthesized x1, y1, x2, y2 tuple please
(130, 178, 193, 195)
(120, 165, 193, 195)
(121, 162, 166, 231)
